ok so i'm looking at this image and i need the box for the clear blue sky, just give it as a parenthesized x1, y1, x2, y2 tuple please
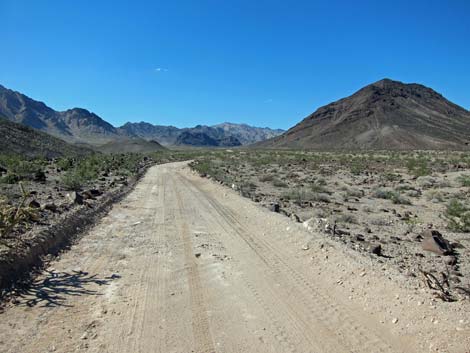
(2, 0, 469, 129)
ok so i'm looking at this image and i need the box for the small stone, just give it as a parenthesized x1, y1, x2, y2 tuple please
(270, 203, 280, 213)
(301, 245, 310, 251)
(445, 256, 457, 266)
(28, 200, 41, 208)
(43, 203, 57, 212)
(195, 253, 201, 258)
(290, 213, 300, 223)
(392, 318, 398, 324)
(369, 244, 382, 256)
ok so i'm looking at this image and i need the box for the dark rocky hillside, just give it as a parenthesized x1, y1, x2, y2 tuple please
(0, 116, 91, 158)
(97, 138, 167, 154)
(175, 131, 241, 147)
(258, 79, 470, 150)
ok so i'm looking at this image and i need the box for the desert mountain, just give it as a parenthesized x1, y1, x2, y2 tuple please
(0, 116, 92, 158)
(0, 84, 283, 147)
(258, 79, 470, 150)
(0, 84, 120, 144)
(119, 122, 284, 146)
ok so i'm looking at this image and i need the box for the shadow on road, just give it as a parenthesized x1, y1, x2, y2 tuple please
(12, 270, 120, 308)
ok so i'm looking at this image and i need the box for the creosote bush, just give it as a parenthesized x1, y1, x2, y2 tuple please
(445, 199, 470, 232)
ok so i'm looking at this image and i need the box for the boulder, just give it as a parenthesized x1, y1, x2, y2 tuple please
(67, 191, 84, 205)
(421, 230, 452, 255)
(270, 203, 280, 213)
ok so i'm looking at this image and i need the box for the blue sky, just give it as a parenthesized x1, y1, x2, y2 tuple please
(2, 0, 469, 129)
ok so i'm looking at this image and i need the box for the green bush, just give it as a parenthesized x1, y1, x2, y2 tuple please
(457, 175, 470, 187)
(445, 199, 470, 232)
(406, 157, 431, 177)
(374, 189, 411, 205)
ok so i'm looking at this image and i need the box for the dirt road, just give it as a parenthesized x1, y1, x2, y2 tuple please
(1, 162, 468, 353)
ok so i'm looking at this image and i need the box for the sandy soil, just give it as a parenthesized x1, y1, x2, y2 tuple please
(1, 162, 469, 353)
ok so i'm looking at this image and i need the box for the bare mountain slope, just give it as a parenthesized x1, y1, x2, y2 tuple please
(0, 116, 91, 158)
(0, 84, 282, 148)
(259, 79, 470, 150)
(0, 84, 120, 144)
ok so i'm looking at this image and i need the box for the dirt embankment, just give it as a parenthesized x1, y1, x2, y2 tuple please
(0, 163, 151, 293)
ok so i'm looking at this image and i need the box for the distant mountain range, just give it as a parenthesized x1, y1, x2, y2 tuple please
(3, 79, 469, 152)
(258, 79, 470, 150)
(0, 84, 284, 147)
(119, 121, 284, 147)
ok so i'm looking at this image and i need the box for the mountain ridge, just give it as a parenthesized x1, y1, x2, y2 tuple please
(257, 78, 470, 150)
(0, 84, 283, 147)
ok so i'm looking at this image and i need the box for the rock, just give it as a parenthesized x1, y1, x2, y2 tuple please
(392, 318, 398, 324)
(0, 166, 7, 174)
(82, 191, 94, 200)
(356, 234, 365, 241)
(335, 229, 350, 236)
(89, 189, 102, 197)
(67, 191, 84, 205)
(43, 203, 58, 212)
(290, 213, 300, 222)
(301, 244, 310, 251)
(194, 253, 201, 258)
(270, 203, 280, 213)
(302, 218, 316, 231)
(369, 244, 382, 256)
(421, 230, 452, 255)
(445, 256, 458, 266)
(28, 200, 41, 208)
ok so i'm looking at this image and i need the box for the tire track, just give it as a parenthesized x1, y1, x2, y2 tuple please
(179, 173, 400, 353)
(172, 178, 216, 353)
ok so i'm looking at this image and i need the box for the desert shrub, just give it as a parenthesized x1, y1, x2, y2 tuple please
(0, 183, 38, 240)
(336, 213, 358, 224)
(310, 180, 329, 193)
(374, 188, 411, 205)
(457, 175, 470, 187)
(259, 174, 274, 182)
(239, 182, 257, 197)
(0, 174, 20, 184)
(425, 190, 445, 202)
(382, 172, 401, 182)
(445, 199, 470, 232)
(272, 179, 288, 188)
(344, 187, 364, 198)
(350, 159, 367, 175)
(406, 157, 431, 177)
(57, 157, 75, 171)
(60, 171, 86, 191)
